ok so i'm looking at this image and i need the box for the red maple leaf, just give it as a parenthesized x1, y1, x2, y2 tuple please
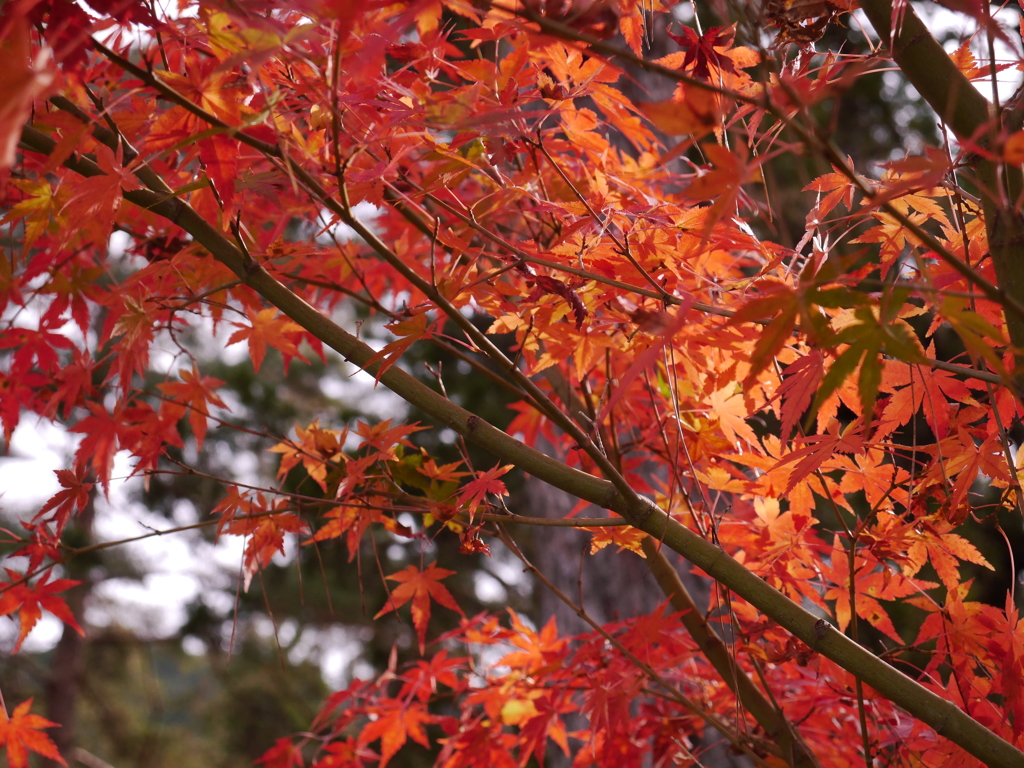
(398, 649, 468, 703)
(70, 402, 122, 494)
(103, 292, 156, 395)
(0, 324, 74, 376)
(7, 523, 62, 574)
(35, 466, 94, 531)
(998, 593, 1024, 730)
(39, 261, 105, 336)
(0, 571, 83, 653)
(435, 715, 519, 768)
(0, 15, 55, 170)
(45, 349, 97, 420)
(777, 350, 824, 443)
(62, 143, 143, 241)
(198, 135, 239, 212)
(313, 737, 378, 767)
(457, 464, 513, 522)
(0, 698, 66, 768)
(667, 25, 738, 81)
(257, 737, 304, 768)
(374, 563, 464, 653)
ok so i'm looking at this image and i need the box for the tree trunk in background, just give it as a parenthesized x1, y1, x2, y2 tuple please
(45, 491, 95, 768)
(521, 465, 750, 767)
(46, 621, 87, 766)
(522, 471, 662, 632)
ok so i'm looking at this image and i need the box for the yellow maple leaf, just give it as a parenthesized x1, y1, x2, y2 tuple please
(589, 526, 647, 558)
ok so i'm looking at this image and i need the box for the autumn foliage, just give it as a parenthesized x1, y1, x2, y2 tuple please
(4, 0, 1024, 766)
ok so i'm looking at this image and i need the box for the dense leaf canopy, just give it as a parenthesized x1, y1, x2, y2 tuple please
(3, 0, 1024, 766)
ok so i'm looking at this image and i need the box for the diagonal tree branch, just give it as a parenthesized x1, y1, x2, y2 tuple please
(545, 357, 819, 767)
(641, 537, 822, 768)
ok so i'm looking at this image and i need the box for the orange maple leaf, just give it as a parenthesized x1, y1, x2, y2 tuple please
(499, 611, 566, 674)
(226, 508, 309, 591)
(269, 420, 347, 492)
(773, 420, 864, 493)
(685, 142, 763, 231)
(157, 364, 228, 449)
(727, 281, 799, 383)
(374, 563, 463, 653)
(310, 502, 413, 561)
(354, 419, 429, 460)
(706, 385, 759, 447)
(228, 308, 307, 373)
(363, 312, 431, 382)
(820, 539, 921, 643)
(907, 518, 994, 591)
(1, 179, 61, 250)
(636, 85, 721, 139)
(803, 163, 859, 220)
(358, 700, 431, 768)
(948, 41, 992, 81)
(878, 359, 985, 441)
(0, 698, 66, 768)
(158, 59, 246, 125)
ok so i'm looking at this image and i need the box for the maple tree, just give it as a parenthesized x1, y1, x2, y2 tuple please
(5, 0, 1024, 765)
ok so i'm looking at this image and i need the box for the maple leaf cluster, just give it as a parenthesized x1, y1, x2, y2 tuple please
(1, 0, 1024, 766)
